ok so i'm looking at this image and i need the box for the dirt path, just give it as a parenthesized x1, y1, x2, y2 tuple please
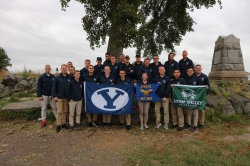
(1, 120, 249, 166)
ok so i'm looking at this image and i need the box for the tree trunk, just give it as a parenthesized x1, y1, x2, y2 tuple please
(107, 37, 123, 62)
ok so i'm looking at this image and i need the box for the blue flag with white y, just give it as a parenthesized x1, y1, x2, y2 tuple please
(84, 82, 134, 115)
(136, 83, 162, 102)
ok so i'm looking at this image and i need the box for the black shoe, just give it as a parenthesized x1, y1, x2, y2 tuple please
(62, 124, 69, 129)
(177, 127, 183, 131)
(69, 126, 74, 132)
(103, 123, 107, 127)
(88, 122, 93, 127)
(186, 125, 191, 131)
(126, 125, 131, 131)
(56, 125, 61, 132)
(199, 125, 204, 129)
(119, 123, 125, 127)
(170, 125, 178, 129)
(76, 123, 82, 130)
(92, 121, 99, 127)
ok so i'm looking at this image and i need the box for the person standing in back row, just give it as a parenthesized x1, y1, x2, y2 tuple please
(179, 50, 194, 79)
(52, 64, 70, 132)
(37, 64, 57, 127)
(164, 52, 179, 79)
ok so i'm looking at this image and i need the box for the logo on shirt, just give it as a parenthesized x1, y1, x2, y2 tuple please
(193, 81, 196, 85)
(94, 78, 97, 82)
(52, 78, 54, 81)
(186, 62, 189, 65)
(101, 69, 104, 72)
(91, 88, 129, 111)
(80, 85, 82, 88)
(172, 63, 174, 66)
(115, 66, 118, 69)
(177, 82, 180, 85)
(68, 79, 70, 82)
(163, 79, 166, 83)
(201, 77, 204, 81)
(110, 79, 113, 83)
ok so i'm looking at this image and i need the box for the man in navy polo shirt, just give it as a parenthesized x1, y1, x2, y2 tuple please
(150, 55, 163, 79)
(138, 58, 153, 82)
(164, 52, 179, 79)
(94, 57, 104, 77)
(120, 55, 134, 81)
(179, 50, 194, 78)
(80, 59, 91, 80)
(109, 55, 119, 80)
(132, 54, 143, 81)
(103, 52, 111, 66)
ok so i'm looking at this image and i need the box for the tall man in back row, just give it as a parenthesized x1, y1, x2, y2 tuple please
(195, 64, 210, 129)
(37, 64, 57, 127)
(179, 50, 194, 78)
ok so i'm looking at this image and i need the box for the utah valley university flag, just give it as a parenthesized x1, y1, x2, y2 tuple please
(172, 85, 207, 110)
(84, 82, 134, 115)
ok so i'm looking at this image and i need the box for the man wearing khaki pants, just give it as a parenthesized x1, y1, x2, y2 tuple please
(153, 66, 171, 129)
(66, 70, 84, 131)
(52, 64, 70, 132)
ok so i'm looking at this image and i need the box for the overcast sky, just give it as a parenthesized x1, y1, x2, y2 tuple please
(0, 0, 249, 75)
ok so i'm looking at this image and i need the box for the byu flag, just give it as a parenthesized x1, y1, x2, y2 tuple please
(172, 85, 207, 110)
(84, 82, 134, 115)
(136, 83, 162, 102)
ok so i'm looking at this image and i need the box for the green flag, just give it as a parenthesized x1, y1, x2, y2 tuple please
(172, 85, 207, 110)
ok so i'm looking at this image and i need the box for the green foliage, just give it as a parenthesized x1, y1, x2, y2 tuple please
(60, 0, 222, 56)
(126, 139, 250, 166)
(0, 47, 12, 71)
(0, 109, 40, 121)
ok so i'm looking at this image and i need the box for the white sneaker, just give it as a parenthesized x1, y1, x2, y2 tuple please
(144, 124, 149, 129)
(164, 124, 168, 130)
(38, 118, 42, 121)
(140, 125, 144, 130)
(155, 123, 161, 129)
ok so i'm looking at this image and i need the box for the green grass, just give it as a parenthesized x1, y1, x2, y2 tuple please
(126, 139, 250, 166)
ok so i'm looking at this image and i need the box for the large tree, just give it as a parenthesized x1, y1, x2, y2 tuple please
(0, 47, 12, 71)
(60, 0, 222, 60)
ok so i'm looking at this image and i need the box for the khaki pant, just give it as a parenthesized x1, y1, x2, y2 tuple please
(138, 102, 150, 124)
(103, 114, 112, 123)
(187, 109, 198, 127)
(198, 110, 205, 125)
(69, 100, 82, 126)
(119, 114, 131, 125)
(155, 98, 169, 125)
(171, 102, 184, 127)
(87, 113, 98, 123)
(56, 99, 68, 126)
(41, 95, 57, 120)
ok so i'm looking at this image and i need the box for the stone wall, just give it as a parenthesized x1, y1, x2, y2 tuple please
(0, 73, 37, 98)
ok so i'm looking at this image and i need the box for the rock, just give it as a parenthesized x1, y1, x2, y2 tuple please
(228, 94, 250, 114)
(14, 79, 30, 90)
(27, 78, 37, 88)
(14, 74, 23, 82)
(1, 73, 17, 87)
(244, 102, 250, 117)
(2, 98, 40, 111)
(221, 100, 235, 116)
(206, 94, 220, 108)
(0, 84, 14, 98)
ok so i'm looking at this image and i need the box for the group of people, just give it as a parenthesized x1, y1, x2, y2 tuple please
(37, 50, 210, 133)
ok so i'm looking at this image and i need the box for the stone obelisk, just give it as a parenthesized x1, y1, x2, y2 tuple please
(208, 34, 248, 82)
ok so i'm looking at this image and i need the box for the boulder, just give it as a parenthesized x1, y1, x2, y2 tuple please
(221, 100, 235, 116)
(1, 73, 16, 87)
(244, 102, 250, 117)
(206, 94, 220, 108)
(228, 94, 250, 114)
(14, 79, 30, 90)
(2, 98, 40, 111)
(27, 78, 37, 88)
(14, 74, 23, 82)
(0, 84, 14, 98)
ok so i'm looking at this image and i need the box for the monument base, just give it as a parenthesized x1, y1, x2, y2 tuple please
(209, 71, 248, 82)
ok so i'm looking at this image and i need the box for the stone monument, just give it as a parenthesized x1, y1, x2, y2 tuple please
(209, 34, 248, 81)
